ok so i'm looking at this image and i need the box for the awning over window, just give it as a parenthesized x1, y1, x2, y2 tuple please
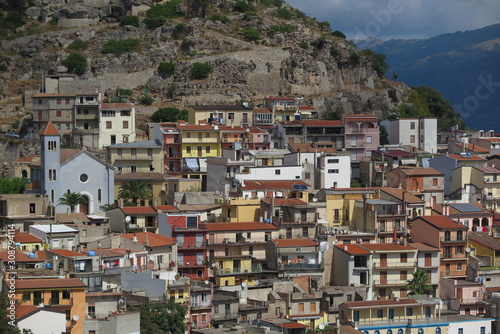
(185, 158, 199, 171)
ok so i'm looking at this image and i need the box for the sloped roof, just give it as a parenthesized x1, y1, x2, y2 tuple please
(120, 232, 176, 247)
(273, 238, 318, 247)
(448, 154, 484, 161)
(120, 206, 157, 214)
(413, 215, 468, 230)
(0, 251, 42, 262)
(288, 142, 337, 154)
(48, 249, 87, 257)
(398, 166, 444, 176)
(15, 154, 41, 163)
(55, 212, 90, 224)
(361, 243, 415, 251)
(16, 278, 87, 289)
(474, 166, 500, 174)
(301, 120, 341, 126)
(39, 122, 60, 136)
(378, 187, 424, 204)
(468, 231, 500, 251)
(335, 244, 372, 255)
(14, 233, 42, 243)
(374, 150, 415, 158)
(408, 242, 440, 252)
(115, 172, 171, 181)
(433, 203, 490, 215)
(155, 205, 179, 212)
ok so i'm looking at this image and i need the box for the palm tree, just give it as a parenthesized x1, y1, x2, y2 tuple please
(407, 267, 432, 296)
(58, 192, 87, 213)
(118, 180, 153, 206)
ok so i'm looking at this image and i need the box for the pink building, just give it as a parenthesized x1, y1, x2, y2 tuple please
(440, 277, 487, 315)
(432, 203, 493, 233)
(342, 114, 379, 162)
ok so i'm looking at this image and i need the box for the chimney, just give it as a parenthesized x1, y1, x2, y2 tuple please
(344, 246, 348, 251)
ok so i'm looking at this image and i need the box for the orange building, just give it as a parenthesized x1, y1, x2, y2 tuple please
(411, 215, 468, 279)
(14, 277, 86, 334)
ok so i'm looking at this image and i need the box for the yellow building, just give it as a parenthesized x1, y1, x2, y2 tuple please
(106, 139, 163, 174)
(14, 232, 45, 252)
(188, 105, 252, 127)
(15, 277, 87, 334)
(468, 231, 500, 268)
(318, 188, 378, 226)
(215, 197, 261, 223)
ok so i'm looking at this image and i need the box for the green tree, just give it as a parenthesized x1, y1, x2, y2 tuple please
(135, 299, 188, 334)
(143, 17, 166, 30)
(361, 49, 389, 77)
(234, 0, 255, 13)
(102, 39, 140, 57)
(350, 178, 364, 188)
(332, 30, 346, 38)
(120, 16, 140, 27)
(158, 62, 175, 78)
(166, 83, 177, 100)
(244, 28, 260, 41)
(58, 192, 87, 213)
(152, 107, 188, 122)
(0, 177, 26, 194)
(191, 62, 213, 79)
(62, 53, 87, 75)
(0, 294, 24, 334)
(118, 180, 153, 206)
(407, 267, 432, 296)
(146, 0, 182, 19)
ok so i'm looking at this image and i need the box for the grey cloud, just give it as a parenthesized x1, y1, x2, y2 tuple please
(287, 0, 500, 40)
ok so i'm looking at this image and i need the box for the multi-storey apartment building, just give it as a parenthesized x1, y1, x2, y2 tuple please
(381, 117, 438, 154)
(99, 102, 136, 147)
(342, 114, 379, 162)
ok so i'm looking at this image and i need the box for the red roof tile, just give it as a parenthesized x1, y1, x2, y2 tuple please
(39, 122, 60, 136)
(16, 278, 87, 289)
(253, 108, 272, 113)
(240, 180, 309, 190)
(448, 154, 484, 161)
(335, 244, 372, 255)
(273, 238, 318, 247)
(101, 103, 133, 109)
(378, 187, 424, 204)
(177, 124, 218, 131)
(155, 205, 179, 212)
(121, 206, 157, 214)
(279, 322, 308, 329)
(205, 222, 279, 231)
(468, 232, 500, 250)
(15, 154, 40, 163)
(0, 251, 42, 262)
(474, 166, 500, 174)
(408, 243, 440, 252)
(398, 166, 444, 176)
(14, 233, 42, 243)
(457, 143, 489, 153)
(48, 249, 87, 257)
(15, 306, 46, 320)
(413, 215, 468, 230)
(361, 243, 416, 251)
(120, 232, 176, 247)
(301, 120, 341, 126)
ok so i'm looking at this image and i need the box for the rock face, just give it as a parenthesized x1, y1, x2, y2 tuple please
(0, 0, 411, 118)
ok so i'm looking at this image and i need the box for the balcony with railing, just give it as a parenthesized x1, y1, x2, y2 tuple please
(215, 265, 262, 276)
(440, 270, 467, 277)
(191, 301, 212, 310)
(212, 312, 239, 321)
(373, 279, 407, 287)
(353, 317, 447, 328)
(373, 261, 417, 269)
(207, 237, 271, 245)
(49, 297, 73, 306)
(440, 237, 467, 243)
(441, 253, 468, 260)
(177, 241, 207, 249)
(178, 260, 207, 268)
(281, 263, 321, 270)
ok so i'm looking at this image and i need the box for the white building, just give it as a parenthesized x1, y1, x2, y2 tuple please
(381, 118, 437, 154)
(29, 224, 79, 250)
(99, 103, 136, 147)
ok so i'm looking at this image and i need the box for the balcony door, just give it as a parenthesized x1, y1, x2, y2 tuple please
(380, 254, 387, 267)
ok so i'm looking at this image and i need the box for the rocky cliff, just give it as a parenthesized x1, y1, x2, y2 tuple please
(0, 0, 411, 121)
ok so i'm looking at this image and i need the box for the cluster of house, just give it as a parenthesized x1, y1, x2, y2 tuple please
(3, 76, 500, 334)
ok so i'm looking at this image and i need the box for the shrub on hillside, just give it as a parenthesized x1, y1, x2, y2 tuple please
(67, 39, 89, 51)
(62, 53, 87, 75)
(102, 38, 140, 56)
(120, 16, 140, 27)
(158, 62, 175, 78)
(191, 62, 213, 79)
(210, 14, 229, 24)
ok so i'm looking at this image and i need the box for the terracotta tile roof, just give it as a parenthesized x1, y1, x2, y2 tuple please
(374, 150, 415, 158)
(448, 154, 484, 161)
(261, 198, 308, 206)
(247, 127, 269, 134)
(14, 233, 42, 243)
(16, 278, 87, 289)
(468, 232, 500, 250)
(413, 215, 468, 230)
(433, 203, 490, 215)
(298, 106, 319, 111)
(301, 120, 341, 126)
(48, 249, 87, 257)
(474, 166, 500, 174)
(60, 149, 80, 164)
(120, 232, 176, 247)
(32, 93, 76, 98)
(240, 180, 309, 191)
(55, 213, 90, 224)
(273, 238, 318, 247)
(0, 251, 42, 262)
(93, 249, 128, 258)
(190, 105, 249, 110)
(398, 166, 444, 176)
(457, 143, 489, 153)
(360, 243, 416, 251)
(121, 206, 157, 214)
(378, 187, 424, 204)
(205, 222, 279, 231)
(335, 244, 372, 255)
(100, 103, 133, 109)
(342, 114, 378, 122)
(39, 122, 60, 136)
(408, 243, 440, 252)
(15, 306, 41, 320)
(177, 124, 218, 131)
(481, 138, 500, 142)
(218, 126, 246, 132)
(279, 322, 308, 329)
(253, 108, 272, 113)
(15, 154, 40, 163)
(115, 172, 170, 180)
(154, 205, 179, 212)
(343, 298, 418, 308)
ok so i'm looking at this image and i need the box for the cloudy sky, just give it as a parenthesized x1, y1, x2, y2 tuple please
(286, 0, 500, 40)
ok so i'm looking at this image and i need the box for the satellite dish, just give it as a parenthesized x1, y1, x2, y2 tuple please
(254, 280, 260, 286)
(211, 262, 216, 267)
(175, 274, 180, 280)
(125, 216, 131, 222)
(319, 324, 325, 330)
(245, 128, 250, 132)
(149, 254, 155, 261)
(204, 280, 209, 285)
(242, 282, 247, 288)
(73, 314, 79, 321)
(466, 247, 471, 253)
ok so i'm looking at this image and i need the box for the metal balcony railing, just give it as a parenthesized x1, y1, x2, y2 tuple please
(216, 266, 262, 276)
(373, 261, 417, 269)
(373, 279, 407, 287)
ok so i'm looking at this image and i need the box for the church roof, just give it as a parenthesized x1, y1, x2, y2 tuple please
(39, 122, 60, 136)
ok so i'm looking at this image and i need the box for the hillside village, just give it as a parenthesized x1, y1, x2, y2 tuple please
(1, 73, 500, 334)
